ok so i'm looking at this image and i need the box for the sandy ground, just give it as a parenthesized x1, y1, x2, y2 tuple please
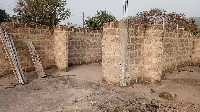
(0, 63, 200, 112)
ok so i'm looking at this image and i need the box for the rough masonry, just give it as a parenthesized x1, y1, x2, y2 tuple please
(0, 21, 199, 87)
(0, 22, 55, 77)
(102, 20, 195, 86)
(0, 22, 102, 77)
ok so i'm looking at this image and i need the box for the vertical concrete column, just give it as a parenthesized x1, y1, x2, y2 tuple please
(119, 21, 128, 86)
(54, 26, 68, 71)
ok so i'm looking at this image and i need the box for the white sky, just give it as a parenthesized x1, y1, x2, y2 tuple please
(0, 0, 200, 25)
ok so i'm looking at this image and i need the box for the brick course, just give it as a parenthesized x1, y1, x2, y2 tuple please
(0, 22, 55, 77)
(192, 35, 200, 65)
(54, 25, 102, 71)
(68, 28, 102, 65)
(0, 22, 102, 77)
(0, 21, 199, 87)
(103, 21, 195, 86)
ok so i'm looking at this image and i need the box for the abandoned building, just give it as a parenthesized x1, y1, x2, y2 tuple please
(0, 21, 200, 86)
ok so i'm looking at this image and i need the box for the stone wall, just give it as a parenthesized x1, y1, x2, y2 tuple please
(102, 20, 195, 86)
(0, 22, 55, 77)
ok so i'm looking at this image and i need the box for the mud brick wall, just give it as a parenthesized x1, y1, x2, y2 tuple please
(142, 26, 163, 83)
(162, 31, 177, 72)
(54, 25, 102, 67)
(127, 24, 163, 84)
(192, 35, 200, 65)
(126, 23, 145, 84)
(163, 29, 193, 73)
(68, 28, 102, 65)
(0, 22, 102, 77)
(103, 21, 194, 86)
(0, 32, 12, 77)
(102, 22, 122, 85)
(0, 22, 55, 77)
(54, 26, 68, 71)
(102, 21, 164, 85)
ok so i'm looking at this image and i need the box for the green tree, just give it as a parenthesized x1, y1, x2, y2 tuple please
(13, 0, 71, 26)
(0, 9, 11, 22)
(130, 8, 199, 35)
(85, 10, 117, 30)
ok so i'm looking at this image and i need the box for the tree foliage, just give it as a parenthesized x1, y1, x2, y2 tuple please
(0, 9, 11, 22)
(130, 8, 199, 35)
(85, 10, 117, 30)
(13, 0, 71, 26)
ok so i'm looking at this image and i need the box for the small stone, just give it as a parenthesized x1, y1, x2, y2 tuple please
(150, 89, 155, 93)
(159, 92, 177, 101)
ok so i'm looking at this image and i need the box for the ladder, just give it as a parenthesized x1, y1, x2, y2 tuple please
(27, 41, 46, 78)
(0, 26, 28, 84)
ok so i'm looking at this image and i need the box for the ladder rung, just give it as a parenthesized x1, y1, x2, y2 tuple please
(0, 26, 28, 84)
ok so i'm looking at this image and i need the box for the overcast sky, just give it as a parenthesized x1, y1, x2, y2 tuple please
(0, 0, 200, 25)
